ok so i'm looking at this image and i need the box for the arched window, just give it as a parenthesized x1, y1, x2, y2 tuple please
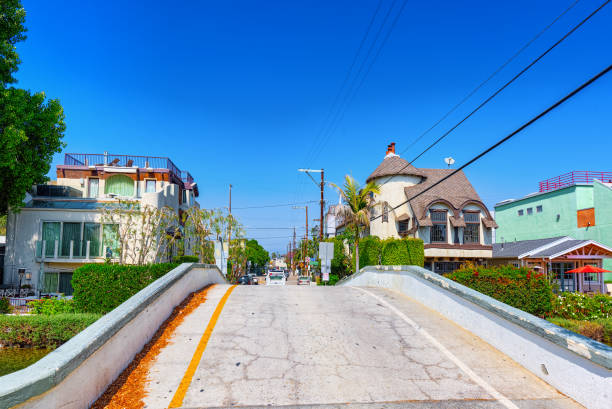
(105, 175, 134, 197)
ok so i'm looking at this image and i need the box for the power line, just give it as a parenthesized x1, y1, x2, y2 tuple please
(380, 0, 609, 187)
(302, 0, 385, 164)
(307, 0, 409, 165)
(399, 0, 581, 156)
(370, 63, 612, 222)
(232, 200, 318, 210)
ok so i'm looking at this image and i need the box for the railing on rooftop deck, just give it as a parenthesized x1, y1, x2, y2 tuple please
(181, 170, 194, 186)
(63, 153, 182, 181)
(539, 171, 612, 193)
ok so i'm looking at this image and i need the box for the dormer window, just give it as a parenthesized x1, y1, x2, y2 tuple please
(430, 210, 447, 243)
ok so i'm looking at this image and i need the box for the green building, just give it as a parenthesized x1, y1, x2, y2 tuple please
(494, 172, 612, 279)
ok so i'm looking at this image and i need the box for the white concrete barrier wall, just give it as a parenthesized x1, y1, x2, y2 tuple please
(339, 266, 612, 409)
(0, 263, 226, 409)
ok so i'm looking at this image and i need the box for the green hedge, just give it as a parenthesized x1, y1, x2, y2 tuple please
(28, 298, 76, 315)
(352, 236, 382, 271)
(173, 255, 199, 263)
(381, 238, 424, 267)
(326, 238, 350, 278)
(447, 265, 553, 316)
(0, 314, 101, 348)
(72, 263, 178, 314)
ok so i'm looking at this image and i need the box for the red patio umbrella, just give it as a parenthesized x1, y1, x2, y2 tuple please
(565, 265, 611, 292)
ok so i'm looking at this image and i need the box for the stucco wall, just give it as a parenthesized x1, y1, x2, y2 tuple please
(3, 208, 103, 288)
(370, 175, 420, 239)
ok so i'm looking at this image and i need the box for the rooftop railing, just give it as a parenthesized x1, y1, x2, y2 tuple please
(64, 153, 185, 183)
(539, 171, 612, 193)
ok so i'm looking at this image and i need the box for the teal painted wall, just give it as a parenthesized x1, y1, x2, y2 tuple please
(495, 182, 612, 280)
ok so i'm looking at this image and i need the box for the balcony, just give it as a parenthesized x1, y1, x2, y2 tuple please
(539, 171, 612, 193)
(63, 153, 184, 183)
(34, 185, 83, 198)
(35, 240, 114, 262)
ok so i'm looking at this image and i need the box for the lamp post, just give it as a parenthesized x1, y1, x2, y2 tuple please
(298, 169, 324, 240)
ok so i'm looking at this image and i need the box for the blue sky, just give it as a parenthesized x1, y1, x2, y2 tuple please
(15, 0, 612, 252)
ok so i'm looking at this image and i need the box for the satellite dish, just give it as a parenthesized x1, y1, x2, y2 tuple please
(444, 157, 455, 168)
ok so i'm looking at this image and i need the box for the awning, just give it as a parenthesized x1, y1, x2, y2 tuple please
(417, 217, 433, 227)
(483, 218, 498, 229)
(449, 216, 466, 227)
(396, 213, 411, 221)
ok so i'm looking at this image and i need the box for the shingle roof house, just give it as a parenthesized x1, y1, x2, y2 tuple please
(364, 142, 497, 274)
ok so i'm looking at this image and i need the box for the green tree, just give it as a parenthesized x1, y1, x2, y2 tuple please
(330, 175, 380, 274)
(245, 239, 269, 267)
(0, 1, 66, 215)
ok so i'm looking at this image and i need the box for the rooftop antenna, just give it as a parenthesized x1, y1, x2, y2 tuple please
(444, 157, 455, 168)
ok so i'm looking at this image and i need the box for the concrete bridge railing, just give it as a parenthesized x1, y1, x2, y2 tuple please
(338, 265, 612, 409)
(0, 263, 226, 409)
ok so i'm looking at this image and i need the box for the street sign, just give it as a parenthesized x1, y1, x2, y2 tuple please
(306, 256, 310, 262)
(322, 272, 329, 281)
(310, 260, 319, 266)
(319, 242, 334, 261)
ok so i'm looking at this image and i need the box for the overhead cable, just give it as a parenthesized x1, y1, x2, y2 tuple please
(370, 63, 612, 222)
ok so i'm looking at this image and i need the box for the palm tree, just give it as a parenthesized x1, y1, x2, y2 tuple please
(331, 175, 380, 273)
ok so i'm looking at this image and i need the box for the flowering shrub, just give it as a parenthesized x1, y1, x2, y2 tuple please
(446, 264, 553, 316)
(27, 298, 76, 315)
(551, 292, 612, 320)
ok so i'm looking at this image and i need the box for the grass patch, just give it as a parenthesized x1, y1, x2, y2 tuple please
(547, 317, 612, 347)
(0, 313, 101, 348)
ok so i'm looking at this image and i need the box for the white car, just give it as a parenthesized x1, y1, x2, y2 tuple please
(266, 271, 286, 286)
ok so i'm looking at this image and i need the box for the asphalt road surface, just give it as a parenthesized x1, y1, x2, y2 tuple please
(144, 285, 583, 409)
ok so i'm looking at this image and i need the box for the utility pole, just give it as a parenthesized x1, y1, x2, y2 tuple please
(292, 227, 296, 274)
(320, 169, 324, 240)
(298, 168, 324, 241)
(227, 184, 232, 280)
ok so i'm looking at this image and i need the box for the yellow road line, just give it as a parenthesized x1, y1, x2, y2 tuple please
(168, 285, 237, 408)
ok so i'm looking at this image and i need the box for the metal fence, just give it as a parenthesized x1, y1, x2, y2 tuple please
(539, 171, 612, 192)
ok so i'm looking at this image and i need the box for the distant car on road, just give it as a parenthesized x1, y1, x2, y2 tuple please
(297, 276, 311, 286)
(266, 271, 286, 286)
(237, 275, 250, 285)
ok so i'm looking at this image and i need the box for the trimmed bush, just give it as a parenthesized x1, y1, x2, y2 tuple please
(72, 263, 178, 314)
(381, 238, 424, 267)
(173, 255, 199, 263)
(28, 298, 76, 315)
(0, 297, 12, 314)
(352, 236, 382, 270)
(0, 313, 101, 348)
(551, 292, 612, 320)
(548, 317, 612, 347)
(326, 238, 350, 278)
(447, 265, 553, 316)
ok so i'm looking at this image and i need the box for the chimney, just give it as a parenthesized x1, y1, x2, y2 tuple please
(385, 142, 396, 157)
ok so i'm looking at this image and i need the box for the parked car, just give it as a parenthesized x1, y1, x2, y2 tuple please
(237, 275, 250, 285)
(266, 271, 286, 286)
(297, 276, 311, 286)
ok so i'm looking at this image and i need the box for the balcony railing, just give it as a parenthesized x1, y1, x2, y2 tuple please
(63, 153, 183, 182)
(36, 240, 103, 260)
(538, 171, 612, 193)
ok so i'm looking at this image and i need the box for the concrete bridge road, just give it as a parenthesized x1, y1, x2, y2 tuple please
(143, 285, 583, 409)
